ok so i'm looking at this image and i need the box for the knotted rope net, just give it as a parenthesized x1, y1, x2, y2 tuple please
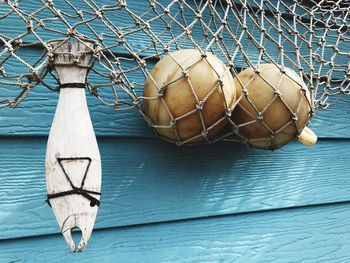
(0, 0, 349, 149)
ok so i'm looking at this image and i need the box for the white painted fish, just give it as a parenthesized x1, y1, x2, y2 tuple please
(45, 40, 101, 252)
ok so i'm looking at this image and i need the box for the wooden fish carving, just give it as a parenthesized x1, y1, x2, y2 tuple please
(45, 40, 101, 252)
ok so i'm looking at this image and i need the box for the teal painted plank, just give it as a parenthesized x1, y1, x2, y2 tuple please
(0, 202, 349, 262)
(1, 138, 350, 240)
(1, 74, 350, 138)
(311, 96, 350, 138)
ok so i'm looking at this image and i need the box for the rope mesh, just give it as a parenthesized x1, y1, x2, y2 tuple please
(0, 0, 349, 149)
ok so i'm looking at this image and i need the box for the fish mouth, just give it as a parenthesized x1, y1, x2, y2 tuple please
(61, 214, 94, 252)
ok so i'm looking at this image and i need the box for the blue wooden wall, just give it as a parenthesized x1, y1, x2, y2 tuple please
(1, 1, 350, 262)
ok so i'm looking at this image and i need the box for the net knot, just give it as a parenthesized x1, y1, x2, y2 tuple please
(170, 120, 177, 128)
(95, 11, 103, 19)
(274, 90, 281, 96)
(292, 113, 298, 121)
(68, 28, 78, 37)
(13, 39, 22, 47)
(119, 1, 127, 8)
(157, 86, 166, 97)
(6, 100, 16, 108)
(139, 60, 147, 68)
(77, 10, 83, 18)
(28, 68, 39, 82)
(133, 100, 141, 110)
(242, 88, 249, 96)
(45, 0, 53, 6)
(97, 35, 104, 43)
(226, 1, 233, 8)
(196, 102, 204, 110)
(201, 130, 208, 138)
(4, 42, 14, 53)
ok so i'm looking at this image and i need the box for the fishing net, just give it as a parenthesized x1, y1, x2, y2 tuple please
(0, 0, 349, 149)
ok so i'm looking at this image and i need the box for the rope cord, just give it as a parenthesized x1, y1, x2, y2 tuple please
(60, 83, 86, 89)
(46, 157, 101, 207)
